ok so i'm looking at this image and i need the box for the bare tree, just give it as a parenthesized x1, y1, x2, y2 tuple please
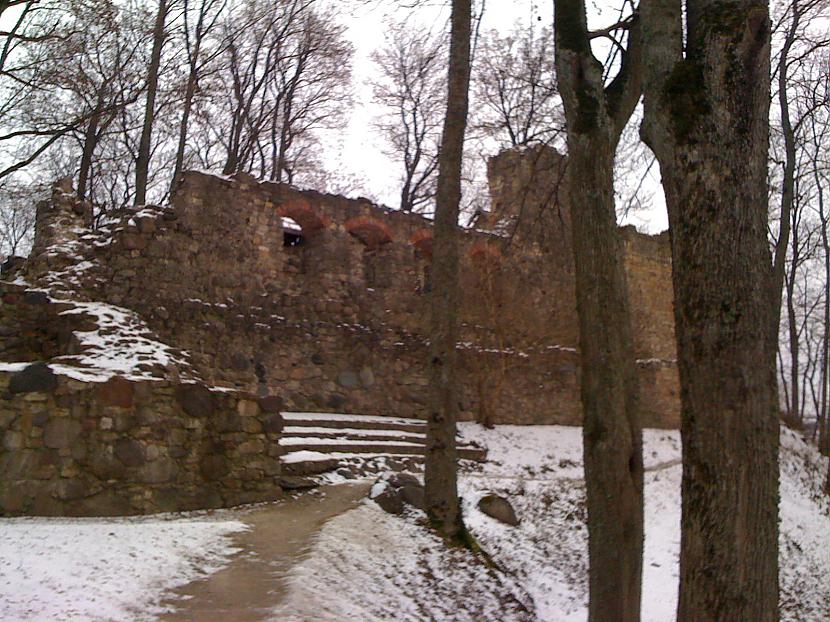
(472, 22, 563, 148)
(425, 0, 471, 542)
(553, 2, 644, 620)
(371, 23, 445, 212)
(0, 182, 37, 257)
(169, 0, 228, 194)
(641, 0, 779, 618)
(134, 0, 171, 205)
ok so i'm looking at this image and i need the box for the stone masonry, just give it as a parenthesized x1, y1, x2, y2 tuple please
(0, 144, 680, 516)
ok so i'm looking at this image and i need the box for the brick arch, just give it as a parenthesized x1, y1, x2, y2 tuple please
(410, 229, 433, 261)
(277, 198, 327, 235)
(345, 216, 394, 250)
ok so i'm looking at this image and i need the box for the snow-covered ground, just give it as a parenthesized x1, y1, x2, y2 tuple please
(0, 514, 248, 621)
(274, 424, 830, 621)
(1, 424, 827, 621)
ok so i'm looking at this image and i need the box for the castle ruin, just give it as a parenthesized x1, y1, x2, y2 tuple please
(0, 145, 679, 516)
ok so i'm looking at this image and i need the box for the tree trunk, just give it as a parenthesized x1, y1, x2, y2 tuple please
(77, 106, 102, 201)
(424, 0, 471, 541)
(553, 3, 644, 620)
(171, 61, 200, 194)
(771, 2, 799, 345)
(641, 1, 779, 619)
(135, 0, 169, 205)
(570, 137, 644, 622)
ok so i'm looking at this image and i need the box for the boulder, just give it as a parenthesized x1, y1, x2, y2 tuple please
(370, 472, 424, 514)
(477, 493, 520, 526)
(370, 481, 404, 515)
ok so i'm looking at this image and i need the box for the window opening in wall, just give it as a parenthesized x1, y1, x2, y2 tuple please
(282, 217, 304, 248)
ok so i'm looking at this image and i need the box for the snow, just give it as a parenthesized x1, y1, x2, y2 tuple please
(1, 423, 827, 621)
(0, 514, 248, 622)
(0, 287, 197, 384)
(280, 437, 423, 447)
(275, 423, 829, 621)
(281, 411, 426, 426)
(282, 425, 424, 438)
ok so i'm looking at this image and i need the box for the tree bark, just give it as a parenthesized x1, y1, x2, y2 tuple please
(641, 1, 780, 619)
(424, 0, 471, 541)
(553, 3, 644, 620)
(135, 0, 169, 205)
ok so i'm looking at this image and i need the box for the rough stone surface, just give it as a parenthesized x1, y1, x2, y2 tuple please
(9, 363, 58, 395)
(0, 373, 283, 516)
(478, 493, 520, 526)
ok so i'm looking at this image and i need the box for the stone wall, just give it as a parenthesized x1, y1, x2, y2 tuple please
(17, 147, 679, 429)
(0, 364, 283, 516)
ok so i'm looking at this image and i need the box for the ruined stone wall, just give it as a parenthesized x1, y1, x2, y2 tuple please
(0, 365, 283, 516)
(20, 146, 679, 429)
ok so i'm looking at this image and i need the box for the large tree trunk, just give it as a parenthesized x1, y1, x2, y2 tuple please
(641, 1, 779, 619)
(424, 0, 471, 541)
(553, 3, 644, 620)
(135, 0, 169, 205)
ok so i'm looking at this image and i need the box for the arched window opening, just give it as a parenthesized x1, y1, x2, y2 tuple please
(345, 216, 394, 249)
(282, 217, 304, 248)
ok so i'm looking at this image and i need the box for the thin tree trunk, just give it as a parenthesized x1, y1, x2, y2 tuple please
(786, 233, 800, 419)
(135, 0, 169, 205)
(772, 1, 800, 339)
(553, 3, 644, 620)
(77, 106, 102, 201)
(424, 0, 471, 541)
(171, 67, 199, 194)
(641, 1, 779, 619)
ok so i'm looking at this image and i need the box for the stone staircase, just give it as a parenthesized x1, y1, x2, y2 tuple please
(279, 412, 487, 480)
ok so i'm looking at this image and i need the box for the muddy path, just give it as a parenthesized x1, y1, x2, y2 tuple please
(160, 482, 371, 622)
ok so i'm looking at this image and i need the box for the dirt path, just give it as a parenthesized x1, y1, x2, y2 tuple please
(160, 482, 371, 622)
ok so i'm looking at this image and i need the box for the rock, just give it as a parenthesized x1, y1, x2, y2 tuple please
(326, 394, 346, 409)
(386, 472, 420, 489)
(3, 430, 24, 451)
(121, 233, 147, 251)
(96, 376, 134, 408)
(175, 383, 216, 417)
(262, 413, 284, 434)
(258, 394, 283, 414)
(9, 363, 58, 394)
(22, 291, 49, 306)
(359, 366, 375, 387)
(114, 438, 145, 467)
(370, 473, 424, 514)
(200, 454, 230, 480)
(139, 458, 178, 484)
(477, 493, 520, 526)
(236, 398, 259, 417)
(400, 485, 425, 510)
(337, 370, 359, 388)
(0, 255, 26, 276)
(370, 482, 404, 515)
(335, 467, 356, 480)
(43, 418, 82, 449)
(278, 476, 318, 490)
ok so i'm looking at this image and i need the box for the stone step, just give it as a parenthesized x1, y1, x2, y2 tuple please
(280, 443, 487, 461)
(281, 412, 426, 434)
(282, 427, 429, 444)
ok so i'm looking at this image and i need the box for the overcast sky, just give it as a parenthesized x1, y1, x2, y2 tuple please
(333, 0, 669, 233)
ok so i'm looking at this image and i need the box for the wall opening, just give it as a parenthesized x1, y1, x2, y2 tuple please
(282, 217, 304, 248)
